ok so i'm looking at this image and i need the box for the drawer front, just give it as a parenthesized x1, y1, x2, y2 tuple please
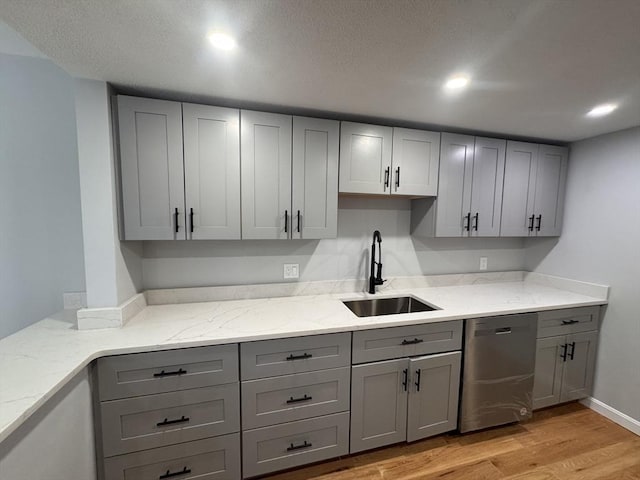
(241, 333, 351, 380)
(242, 367, 350, 429)
(101, 384, 240, 457)
(537, 307, 600, 338)
(352, 321, 463, 364)
(103, 433, 240, 480)
(242, 412, 349, 478)
(98, 344, 238, 400)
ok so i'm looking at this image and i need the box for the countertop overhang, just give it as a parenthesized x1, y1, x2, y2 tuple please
(0, 273, 608, 443)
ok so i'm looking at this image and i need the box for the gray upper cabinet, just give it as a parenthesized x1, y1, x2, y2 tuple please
(292, 117, 339, 239)
(339, 122, 393, 194)
(183, 104, 240, 240)
(339, 122, 440, 197)
(501, 141, 568, 237)
(391, 128, 440, 196)
(241, 112, 339, 240)
(117, 96, 186, 240)
(434, 133, 505, 237)
(241, 111, 292, 239)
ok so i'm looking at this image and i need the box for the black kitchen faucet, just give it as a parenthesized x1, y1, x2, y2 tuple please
(368, 230, 385, 294)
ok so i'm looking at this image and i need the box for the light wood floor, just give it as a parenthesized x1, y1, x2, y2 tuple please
(263, 403, 640, 480)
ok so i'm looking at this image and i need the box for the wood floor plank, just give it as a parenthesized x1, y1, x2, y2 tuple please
(261, 404, 640, 480)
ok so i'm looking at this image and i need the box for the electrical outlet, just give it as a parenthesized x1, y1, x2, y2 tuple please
(479, 257, 488, 271)
(283, 263, 299, 279)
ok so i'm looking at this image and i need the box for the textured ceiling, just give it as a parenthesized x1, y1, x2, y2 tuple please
(2, 0, 639, 141)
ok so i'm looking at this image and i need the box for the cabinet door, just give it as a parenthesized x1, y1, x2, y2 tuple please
(339, 122, 392, 194)
(391, 128, 440, 196)
(292, 117, 339, 239)
(241, 111, 292, 239)
(118, 96, 185, 240)
(407, 352, 461, 442)
(350, 359, 407, 453)
(533, 336, 565, 409)
(501, 141, 538, 237)
(435, 133, 475, 237)
(183, 104, 240, 240)
(533, 145, 568, 237)
(560, 331, 598, 402)
(469, 137, 506, 237)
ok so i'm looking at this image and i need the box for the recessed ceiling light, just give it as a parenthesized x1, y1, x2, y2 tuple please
(207, 31, 236, 51)
(586, 103, 617, 118)
(444, 75, 470, 90)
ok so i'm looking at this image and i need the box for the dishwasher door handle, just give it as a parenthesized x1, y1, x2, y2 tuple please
(495, 327, 512, 335)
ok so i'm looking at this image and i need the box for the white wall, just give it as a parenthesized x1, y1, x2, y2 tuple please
(0, 368, 97, 480)
(75, 79, 142, 308)
(143, 197, 526, 289)
(0, 52, 85, 338)
(525, 126, 640, 421)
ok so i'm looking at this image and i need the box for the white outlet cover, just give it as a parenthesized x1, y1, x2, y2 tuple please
(479, 257, 488, 271)
(283, 263, 299, 279)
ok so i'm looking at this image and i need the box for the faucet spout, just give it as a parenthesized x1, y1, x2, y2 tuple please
(369, 230, 384, 294)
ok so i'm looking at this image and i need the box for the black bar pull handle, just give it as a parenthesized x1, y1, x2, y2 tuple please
(464, 212, 471, 231)
(287, 440, 312, 451)
(473, 212, 479, 231)
(189, 208, 194, 233)
(562, 319, 579, 325)
(528, 215, 535, 232)
(414, 368, 422, 392)
(384, 167, 390, 189)
(286, 353, 312, 361)
(157, 415, 190, 427)
(395, 166, 400, 189)
(284, 210, 288, 233)
(297, 210, 301, 233)
(402, 368, 408, 392)
(536, 214, 542, 231)
(159, 467, 191, 479)
(568, 341, 576, 360)
(401, 338, 424, 346)
(174, 207, 179, 233)
(286, 394, 313, 404)
(560, 343, 568, 362)
(153, 368, 187, 378)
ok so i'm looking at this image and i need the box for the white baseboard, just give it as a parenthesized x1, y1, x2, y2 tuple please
(581, 397, 640, 436)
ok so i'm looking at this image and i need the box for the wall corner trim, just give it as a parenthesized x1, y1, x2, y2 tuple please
(76, 293, 145, 330)
(581, 397, 640, 436)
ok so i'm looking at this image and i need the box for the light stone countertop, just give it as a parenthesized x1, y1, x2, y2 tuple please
(0, 272, 608, 443)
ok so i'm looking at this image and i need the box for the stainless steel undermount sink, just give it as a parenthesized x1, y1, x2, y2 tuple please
(342, 296, 439, 317)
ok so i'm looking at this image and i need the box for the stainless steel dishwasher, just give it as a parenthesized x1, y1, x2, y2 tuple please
(459, 313, 538, 433)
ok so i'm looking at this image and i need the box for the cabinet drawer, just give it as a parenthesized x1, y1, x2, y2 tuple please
(537, 307, 600, 338)
(98, 344, 238, 400)
(240, 333, 351, 380)
(352, 321, 463, 364)
(242, 412, 349, 478)
(103, 433, 240, 480)
(242, 367, 350, 429)
(101, 384, 240, 457)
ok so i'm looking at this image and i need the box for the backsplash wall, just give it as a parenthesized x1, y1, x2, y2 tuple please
(141, 197, 526, 289)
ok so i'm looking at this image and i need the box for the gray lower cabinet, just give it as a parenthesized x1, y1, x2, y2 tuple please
(352, 321, 463, 364)
(241, 367, 350, 430)
(96, 345, 241, 480)
(101, 384, 240, 456)
(533, 330, 598, 409)
(242, 412, 350, 478)
(350, 351, 461, 453)
(103, 434, 241, 480)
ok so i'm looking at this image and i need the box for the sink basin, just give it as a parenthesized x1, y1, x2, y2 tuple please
(342, 296, 439, 317)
